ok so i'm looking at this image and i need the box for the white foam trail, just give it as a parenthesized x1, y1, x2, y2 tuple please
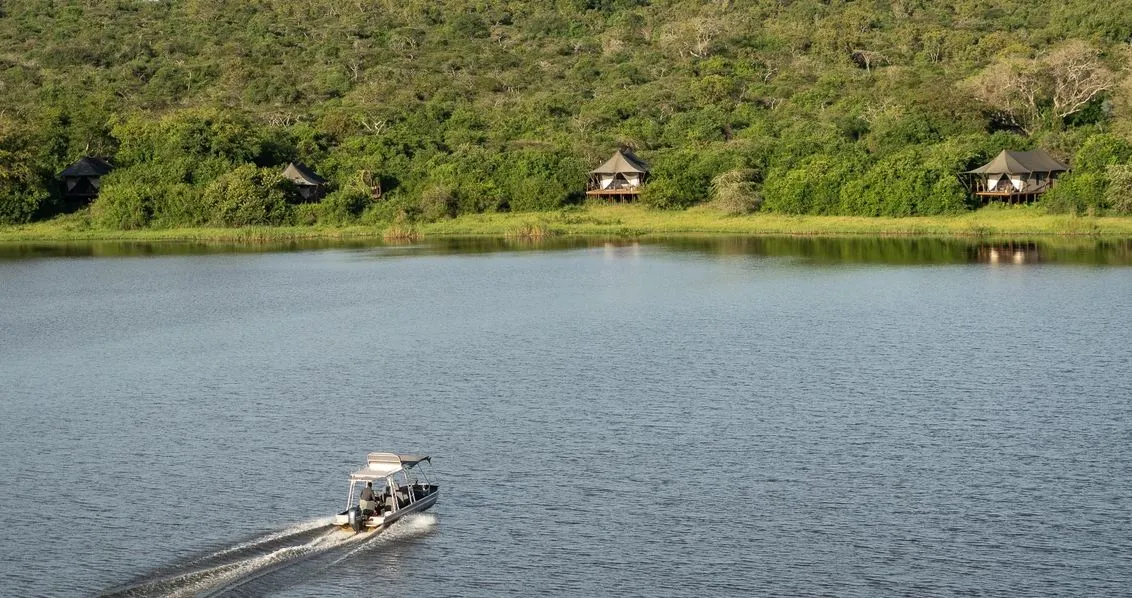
(331, 513, 439, 564)
(109, 524, 364, 597)
(194, 527, 375, 597)
(404, 513, 438, 530)
(135, 561, 247, 598)
(108, 514, 436, 597)
(198, 516, 337, 561)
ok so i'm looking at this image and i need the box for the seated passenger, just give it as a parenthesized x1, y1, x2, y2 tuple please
(359, 481, 377, 515)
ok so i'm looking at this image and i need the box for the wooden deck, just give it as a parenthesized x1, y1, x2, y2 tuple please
(586, 188, 641, 202)
(973, 190, 1047, 204)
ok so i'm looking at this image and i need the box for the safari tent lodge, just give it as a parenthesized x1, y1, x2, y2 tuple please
(58, 157, 112, 203)
(282, 162, 329, 202)
(586, 149, 649, 201)
(962, 149, 1068, 203)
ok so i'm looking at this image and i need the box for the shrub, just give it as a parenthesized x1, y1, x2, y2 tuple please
(93, 163, 210, 228)
(764, 154, 863, 215)
(496, 149, 586, 212)
(638, 176, 689, 209)
(0, 186, 51, 225)
(917, 177, 969, 215)
(202, 164, 290, 227)
(919, 135, 1000, 214)
(0, 147, 51, 224)
(319, 187, 370, 224)
(0, 161, 49, 224)
(507, 177, 553, 212)
(1039, 134, 1132, 215)
(1041, 173, 1106, 215)
(92, 183, 151, 229)
(148, 184, 206, 227)
(1104, 164, 1132, 215)
(1073, 134, 1132, 173)
(291, 203, 320, 226)
(840, 145, 970, 217)
(643, 146, 751, 209)
(417, 185, 458, 221)
(840, 153, 918, 217)
(710, 169, 762, 215)
(421, 151, 506, 214)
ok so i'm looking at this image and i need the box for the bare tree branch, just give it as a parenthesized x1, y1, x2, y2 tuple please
(964, 40, 1116, 134)
(1044, 41, 1116, 118)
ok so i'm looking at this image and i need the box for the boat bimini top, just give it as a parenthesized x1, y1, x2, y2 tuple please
(348, 453, 431, 481)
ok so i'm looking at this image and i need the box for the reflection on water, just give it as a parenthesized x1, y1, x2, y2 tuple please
(654, 236, 1132, 266)
(977, 241, 1042, 264)
(2, 236, 1131, 265)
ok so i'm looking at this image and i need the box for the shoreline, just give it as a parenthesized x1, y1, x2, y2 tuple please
(3, 205, 1132, 244)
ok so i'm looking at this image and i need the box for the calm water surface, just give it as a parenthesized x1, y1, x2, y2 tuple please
(0, 238, 1130, 597)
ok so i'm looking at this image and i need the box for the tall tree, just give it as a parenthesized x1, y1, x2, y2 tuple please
(965, 41, 1116, 134)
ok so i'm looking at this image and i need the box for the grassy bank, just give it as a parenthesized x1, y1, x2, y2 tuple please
(425, 204, 1132, 238)
(3, 205, 1132, 244)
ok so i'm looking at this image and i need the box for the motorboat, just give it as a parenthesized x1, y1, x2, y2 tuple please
(334, 453, 439, 532)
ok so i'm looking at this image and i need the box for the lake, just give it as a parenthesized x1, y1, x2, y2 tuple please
(1, 236, 1130, 597)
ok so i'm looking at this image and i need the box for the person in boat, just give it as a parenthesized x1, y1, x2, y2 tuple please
(359, 481, 377, 515)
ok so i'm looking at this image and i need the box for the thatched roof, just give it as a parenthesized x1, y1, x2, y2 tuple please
(590, 149, 649, 175)
(965, 150, 1068, 175)
(59, 157, 112, 178)
(282, 162, 328, 186)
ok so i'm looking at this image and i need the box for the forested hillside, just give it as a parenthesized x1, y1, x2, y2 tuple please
(3, 0, 1132, 227)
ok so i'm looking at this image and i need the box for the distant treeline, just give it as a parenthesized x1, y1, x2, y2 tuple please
(3, 1, 1132, 227)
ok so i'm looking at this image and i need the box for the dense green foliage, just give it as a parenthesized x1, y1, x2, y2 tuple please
(2, 0, 1132, 227)
(1043, 134, 1132, 214)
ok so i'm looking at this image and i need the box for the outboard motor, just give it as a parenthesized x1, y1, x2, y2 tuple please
(347, 506, 363, 533)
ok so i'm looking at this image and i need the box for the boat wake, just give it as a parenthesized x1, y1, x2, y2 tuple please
(100, 514, 437, 597)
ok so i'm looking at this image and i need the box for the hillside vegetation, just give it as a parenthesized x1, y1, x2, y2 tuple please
(2, 0, 1132, 228)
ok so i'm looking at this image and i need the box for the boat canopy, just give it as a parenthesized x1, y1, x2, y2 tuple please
(349, 453, 431, 481)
